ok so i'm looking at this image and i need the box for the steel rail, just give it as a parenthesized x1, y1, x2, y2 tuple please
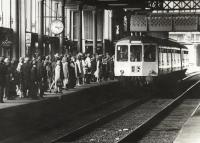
(117, 79, 200, 143)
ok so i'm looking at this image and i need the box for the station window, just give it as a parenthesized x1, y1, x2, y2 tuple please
(117, 45, 128, 61)
(130, 45, 142, 62)
(144, 45, 156, 62)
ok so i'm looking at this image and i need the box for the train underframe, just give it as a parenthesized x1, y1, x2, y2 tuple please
(117, 69, 187, 89)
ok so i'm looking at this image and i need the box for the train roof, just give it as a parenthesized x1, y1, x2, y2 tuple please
(117, 35, 187, 49)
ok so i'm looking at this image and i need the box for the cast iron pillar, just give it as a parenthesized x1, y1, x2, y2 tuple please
(59, 0, 65, 54)
(38, 0, 44, 56)
(93, 8, 97, 54)
(78, 4, 82, 53)
(14, 0, 19, 59)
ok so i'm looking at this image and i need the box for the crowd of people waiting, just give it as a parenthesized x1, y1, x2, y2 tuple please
(0, 52, 115, 103)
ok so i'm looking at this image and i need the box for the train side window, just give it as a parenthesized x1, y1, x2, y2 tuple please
(144, 45, 156, 62)
(116, 45, 128, 61)
(130, 45, 142, 62)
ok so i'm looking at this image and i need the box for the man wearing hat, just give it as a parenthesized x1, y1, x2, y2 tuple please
(0, 57, 7, 102)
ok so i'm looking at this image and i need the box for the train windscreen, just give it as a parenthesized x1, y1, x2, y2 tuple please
(130, 45, 142, 62)
(116, 45, 128, 61)
(144, 45, 156, 62)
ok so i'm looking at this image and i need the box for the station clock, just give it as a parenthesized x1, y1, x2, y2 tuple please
(50, 20, 64, 35)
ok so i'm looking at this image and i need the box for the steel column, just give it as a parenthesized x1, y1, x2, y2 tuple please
(78, 4, 82, 53)
(93, 9, 97, 54)
(59, 0, 65, 54)
(38, 0, 44, 56)
(14, 0, 19, 59)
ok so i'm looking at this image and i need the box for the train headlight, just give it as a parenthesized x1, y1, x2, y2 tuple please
(120, 70, 124, 76)
(132, 66, 135, 72)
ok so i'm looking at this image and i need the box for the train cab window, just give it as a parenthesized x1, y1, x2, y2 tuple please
(144, 45, 156, 62)
(116, 45, 128, 61)
(130, 45, 142, 62)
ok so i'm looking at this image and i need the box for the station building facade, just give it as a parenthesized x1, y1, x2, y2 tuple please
(0, 0, 65, 59)
(0, 0, 117, 59)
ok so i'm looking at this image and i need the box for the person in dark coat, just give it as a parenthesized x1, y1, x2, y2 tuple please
(91, 54, 97, 82)
(9, 59, 18, 99)
(0, 57, 7, 103)
(37, 56, 46, 98)
(108, 55, 114, 80)
(4, 58, 12, 99)
(30, 60, 38, 99)
(68, 56, 76, 88)
(22, 57, 32, 97)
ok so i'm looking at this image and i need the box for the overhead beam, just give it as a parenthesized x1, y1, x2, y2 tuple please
(147, 0, 200, 11)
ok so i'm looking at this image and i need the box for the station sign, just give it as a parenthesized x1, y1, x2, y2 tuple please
(26, 33, 31, 47)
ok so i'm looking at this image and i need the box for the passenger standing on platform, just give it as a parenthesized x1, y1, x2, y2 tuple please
(49, 56, 56, 92)
(9, 59, 18, 99)
(37, 56, 46, 98)
(82, 54, 87, 84)
(30, 60, 38, 99)
(22, 57, 32, 98)
(16, 57, 24, 98)
(4, 58, 12, 99)
(108, 55, 115, 80)
(68, 56, 76, 88)
(102, 53, 110, 81)
(62, 55, 69, 89)
(94, 55, 102, 82)
(54, 60, 63, 93)
(0, 57, 7, 103)
(85, 53, 91, 84)
(75, 54, 84, 85)
(91, 54, 97, 82)
(44, 56, 52, 92)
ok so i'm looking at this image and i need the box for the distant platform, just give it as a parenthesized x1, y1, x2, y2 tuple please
(174, 103, 200, 143)
(186, 66, 200, 75)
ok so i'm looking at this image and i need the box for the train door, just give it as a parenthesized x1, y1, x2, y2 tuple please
(143, 44, 158, 76)
(114, 44, 129, 76)
(129, 44, 143, 76)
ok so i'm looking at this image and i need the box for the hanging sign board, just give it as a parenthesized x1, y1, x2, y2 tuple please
(26, 33, 31, 47)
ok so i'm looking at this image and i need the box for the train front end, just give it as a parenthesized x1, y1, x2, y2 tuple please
(114, 39, 158, 83)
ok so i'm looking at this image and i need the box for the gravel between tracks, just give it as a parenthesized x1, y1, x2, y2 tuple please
(137, 99, 200, 143)
(73, 99, 174, 143)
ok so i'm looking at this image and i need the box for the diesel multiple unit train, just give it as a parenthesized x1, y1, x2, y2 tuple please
(114, 35, 189, 86)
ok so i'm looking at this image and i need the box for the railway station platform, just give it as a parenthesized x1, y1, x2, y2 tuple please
(0, 80, 119, 143)
(174, 101, 200, 143)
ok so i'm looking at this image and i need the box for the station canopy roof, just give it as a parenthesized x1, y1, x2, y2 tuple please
(65, 0, 148, 9)
(65, 0, 200, 12)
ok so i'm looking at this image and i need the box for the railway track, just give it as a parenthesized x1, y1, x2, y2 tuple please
(117, 80, 200, 143)
(53, 74, 200, 143)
